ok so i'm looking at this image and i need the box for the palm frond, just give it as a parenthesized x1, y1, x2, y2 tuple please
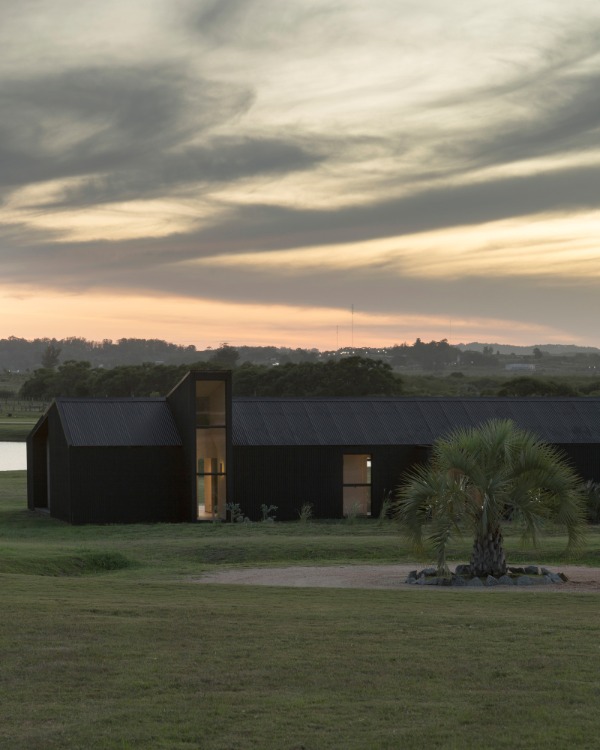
(395, 418, 587, 566)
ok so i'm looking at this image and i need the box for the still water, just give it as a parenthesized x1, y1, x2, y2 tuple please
(0, 442, 26, 471)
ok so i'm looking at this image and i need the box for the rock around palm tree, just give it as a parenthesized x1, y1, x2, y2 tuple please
(396, 419, 586, 578)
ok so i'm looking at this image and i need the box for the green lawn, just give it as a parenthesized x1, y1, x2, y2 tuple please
(0, 419, 37, 441)
(1, 471, 599, 749)
(0, 406, 40, 440)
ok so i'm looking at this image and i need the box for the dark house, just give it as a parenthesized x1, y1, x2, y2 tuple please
(27, 370, 600, 524)
(26, 398, 186, 524)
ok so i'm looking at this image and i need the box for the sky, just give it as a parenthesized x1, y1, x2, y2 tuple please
(2, 0, 600, 351)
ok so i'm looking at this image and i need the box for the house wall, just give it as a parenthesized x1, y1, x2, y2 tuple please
(47, 410, 72, 522)
(556, 444, 600, 483)
(232, 444, 430, 521)
(370, 445, 430, 516)
(232, 446, 339, 520)
(167, 374, 197, 519)
(27, 415, 48, 512)
(27, 404, 73, 522)
(68, 446, 187, 524)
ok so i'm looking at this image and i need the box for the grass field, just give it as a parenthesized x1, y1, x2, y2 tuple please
(0, 402, 43, 441)
(0, 418, 37, 441)
(1, 471, 599, 749)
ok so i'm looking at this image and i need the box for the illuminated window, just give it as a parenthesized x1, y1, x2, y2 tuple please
(196, 380, 227, 519)
(343, 454, 372, 516)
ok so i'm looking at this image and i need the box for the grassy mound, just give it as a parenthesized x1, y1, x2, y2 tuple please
(0, 549, 133, 576)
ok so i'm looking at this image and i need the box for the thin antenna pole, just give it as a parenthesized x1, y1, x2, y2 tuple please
(351, 304, 354, 349)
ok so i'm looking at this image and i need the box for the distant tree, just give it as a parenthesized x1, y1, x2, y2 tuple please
(498, 377, 578, 397)
(459, 349, 497, 368)
(54, 361, 94, 397)
(233, 356, 402, 397)
(389, 344, 411, 367)
(579, 379, 600, 395)
(20, 361, 188, 399)
(94, 365, 144, 397)
(19, 369, 58, 400)
(208, 343, 240, 369)
(40, 343, 61, 369)
(322, 356, 402, 396)
(94, 363, 187, 397)
(411, 339, 457, 371)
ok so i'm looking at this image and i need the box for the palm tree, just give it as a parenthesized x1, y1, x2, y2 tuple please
(396, 419, 586, 577)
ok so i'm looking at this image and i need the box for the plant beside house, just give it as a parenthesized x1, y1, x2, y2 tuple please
(395, 419, 586, 580)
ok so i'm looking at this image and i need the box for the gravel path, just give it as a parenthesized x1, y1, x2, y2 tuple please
(194, 564, 600, 593)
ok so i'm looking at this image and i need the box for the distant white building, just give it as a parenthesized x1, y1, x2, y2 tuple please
(505, 364, 536, 372)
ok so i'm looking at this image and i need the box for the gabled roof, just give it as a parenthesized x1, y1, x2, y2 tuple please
(41, 395, 600, 448)
(231, 397, 600, 446)
(55, 398, 181, 447)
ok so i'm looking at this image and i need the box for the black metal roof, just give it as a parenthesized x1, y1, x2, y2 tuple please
(231, 397, 600, 446)
(55, 398, 182, 447)
(47, 395, 600, 448)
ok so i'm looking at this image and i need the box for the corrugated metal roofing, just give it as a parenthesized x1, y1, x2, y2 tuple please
(51, 396, 600, 448)
(56, 398, 182, 447)
(232, 397, 600, 446)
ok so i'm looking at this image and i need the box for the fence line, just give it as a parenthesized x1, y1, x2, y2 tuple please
(1, 398, 49, 413)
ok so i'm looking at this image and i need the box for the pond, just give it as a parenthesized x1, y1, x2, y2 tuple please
(0, 442, 27, 471)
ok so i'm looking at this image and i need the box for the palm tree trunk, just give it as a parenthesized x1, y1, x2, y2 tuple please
(469, 525, 507, 577)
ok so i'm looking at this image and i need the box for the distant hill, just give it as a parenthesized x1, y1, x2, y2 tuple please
(0, 337, 320, 372)
(3, 335, 600, 373)
(457, 343, 600, 356)
(0, 337, 203, 372)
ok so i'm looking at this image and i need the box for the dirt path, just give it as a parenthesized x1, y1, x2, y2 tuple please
(195, 564, 600, 593)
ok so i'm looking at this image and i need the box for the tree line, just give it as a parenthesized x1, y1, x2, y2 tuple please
(6, 335, 600, 375)
(18, 356, 404, 400)
(18, 356, 600, 401)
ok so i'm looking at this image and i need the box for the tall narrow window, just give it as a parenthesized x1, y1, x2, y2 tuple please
(196, 380, 227, 519)
(343, 454, 371, 516)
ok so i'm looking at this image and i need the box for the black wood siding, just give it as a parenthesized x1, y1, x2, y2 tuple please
(556, 444, 600, 483)
(69, 446, 187, 524)
(27, 416, 48, 512)
(47, 405, 72, 522)
(232, 444, 431, 521)
(27, 403, 74, 521)
(369, 445, 430, 517)
(233, 446, 339, 520)
(167, 374, 197, 520)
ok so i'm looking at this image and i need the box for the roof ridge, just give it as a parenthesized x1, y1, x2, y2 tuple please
(55, 396, 167, 402)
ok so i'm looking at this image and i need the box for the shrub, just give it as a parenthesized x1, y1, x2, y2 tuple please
(260, 504, 278, 522)
(297, 502, 313, 524)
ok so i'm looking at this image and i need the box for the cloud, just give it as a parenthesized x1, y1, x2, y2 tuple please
(0, 64, 254, 188)
(4, 160, 599, 301)
(191, 0, 345, 50)
(40, 136, 326, 208)
(161, 163, 600, 256)
(5, 221, 599, 345)
(439, 72, 600, 174)
(3, 1, 600, 348)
